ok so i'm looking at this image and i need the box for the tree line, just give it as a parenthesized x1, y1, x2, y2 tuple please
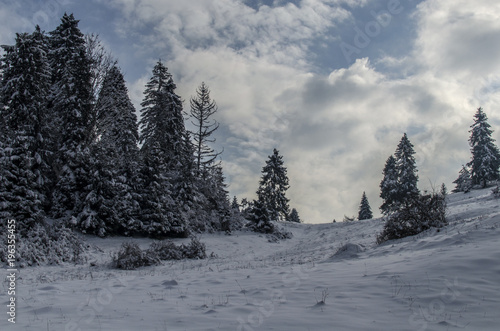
(374, 107, 499, 242)
(0, 14, 236, 239)
(0, 14, 302, 247)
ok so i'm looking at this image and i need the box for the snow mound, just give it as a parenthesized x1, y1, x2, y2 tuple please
(331, 243, 365, 259)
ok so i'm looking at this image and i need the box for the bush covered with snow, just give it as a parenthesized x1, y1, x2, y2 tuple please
(266, 226, 293, 242)
(0, 222, 87, 267)
(181, 237, 207, 259)
(112, 237, 207, 269)
(377, 193, 447, 244)
(112, 242, 160, 270)
(148, 237, 207, 260)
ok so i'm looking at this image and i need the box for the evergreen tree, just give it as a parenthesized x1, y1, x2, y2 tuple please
(380, 155, 398, 214)
(289, 208, 301, 223)
(138, 61, 191, 237)
(231, 196, 240, 211)
(380, 134, 419, 214)
(0, 27, 51, 233)
(394, 133, 419, 202)
(440, 183, 447, 197)
(358, 191, 373, 220)
(240, 198, 252, 218)
(48, 13, 93, 217)
(467, 107, 500, 188)
(247, 198, 274, 234)
(189, 82, 221, 173)
(77, 65, 140, 236)
(377, 193, 447, 243)
(452, 166, 472, 193)
(256, 148, 290, 222)
(202, 164, 231, 231)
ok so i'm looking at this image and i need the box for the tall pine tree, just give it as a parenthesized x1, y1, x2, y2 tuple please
(139, 61, 192, 237)
(380, 155, 398, 214)
(394, 133, 419, 203)
(0, 27, 51, 233)
(77, 65, 140, 236)
(358, 192, 373, 220)
(467, 107, 500, 188)
(256, 148, 290, 222)
(380, 134, 419, 214)
(48, 13, 94, 217)
(231, 196, 240, 211)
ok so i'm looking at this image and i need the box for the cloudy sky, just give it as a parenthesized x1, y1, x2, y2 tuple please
(2, 0, 500, 223)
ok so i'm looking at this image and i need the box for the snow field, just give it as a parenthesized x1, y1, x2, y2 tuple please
(2, 188, 500, 330)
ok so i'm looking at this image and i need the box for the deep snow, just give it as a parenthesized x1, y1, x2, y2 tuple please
(2, 188, 500, 330)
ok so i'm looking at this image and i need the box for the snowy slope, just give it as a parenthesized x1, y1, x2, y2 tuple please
(2, 188, 500, 330)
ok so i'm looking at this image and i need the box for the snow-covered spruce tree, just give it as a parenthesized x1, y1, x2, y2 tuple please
(467, 107, 500, 188)
(48, 13, 94, 218)
(440, 183, 447, 197)
(247, 198, 274, 234)
(0, 27, 52, 234)
(189, 82, 221, 174)
(289, 208, 301, 223)
(394, 133, 419, 203)
(139, 61, 192, 237)
(190, 162, 231, 232)
(231, 196, 240, 211)
(77, 66, 141, 236)
(239, 198, 253, 219)
(256, 148, 290, 222)
(452, 166, 472, 193)
(205, 164, 233, 232)
(377, 192, 447, 244)
(358, 191, 373, 220)
(380, 155, 398, 214)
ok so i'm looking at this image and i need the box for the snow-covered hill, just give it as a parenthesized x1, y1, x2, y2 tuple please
(3, 188, 500, 330)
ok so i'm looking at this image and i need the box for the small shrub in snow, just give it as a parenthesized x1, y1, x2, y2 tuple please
(267, 227, 293, 242)
(377, 193, 447, 244)
(315, 288, 330, 305)
(492, 182, 500, 198)
(113, 242, 160, 270)
(148, 240, 184, 260)
(181, 238, 207, 259)
(147, 237, 207, 260)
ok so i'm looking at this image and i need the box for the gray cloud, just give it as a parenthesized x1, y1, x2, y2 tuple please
(109, 0, 500, 223)
(3, 0, 498, 223)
